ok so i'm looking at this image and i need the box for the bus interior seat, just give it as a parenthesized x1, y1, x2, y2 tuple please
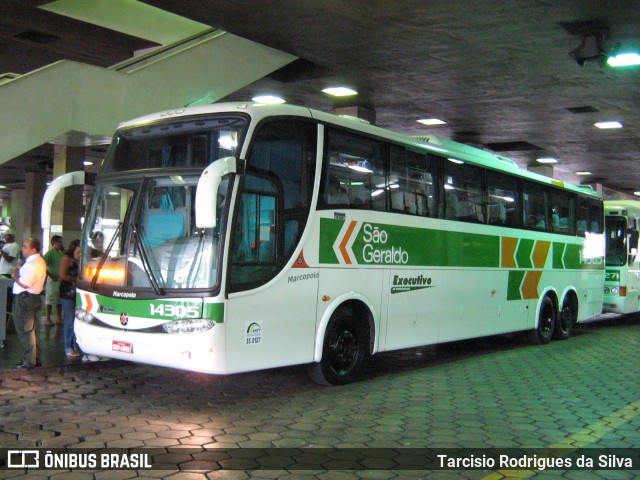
(443, 193, 459, 220)
(488, 204, 506, 225)
(145, 212, 186, 247)
(559, 217, 569, 232)
(577, 220, 587, 235)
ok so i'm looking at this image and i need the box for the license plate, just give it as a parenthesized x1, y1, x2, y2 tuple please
(112, 341, 133, 354)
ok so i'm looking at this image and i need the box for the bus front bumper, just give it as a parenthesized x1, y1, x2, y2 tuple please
(74, 320, 228, 374)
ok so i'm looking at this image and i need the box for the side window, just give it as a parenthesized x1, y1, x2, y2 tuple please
(548, 189, 576, 235)
(588, 197, 603, 234)
(441, 158, 485, 223)
(390, 147, 439, 217)
(320, 129, 386, 211)
(577, 197, 588, 236)
(577, 196, 603, 236)
(230, 119, 316, 292)
(486, 171, 519, 227)
(523, 182, 548, 231)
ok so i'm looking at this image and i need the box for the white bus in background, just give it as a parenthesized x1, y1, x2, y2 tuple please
(604, 200, 640, 314)
(45, 103, 605, 385)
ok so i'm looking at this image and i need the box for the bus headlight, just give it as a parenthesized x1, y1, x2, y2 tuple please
(604, 287, 610, 295)
(162, 319, 216, 334)
(75, 307, 96, 324)
(610, 287, 619, 296)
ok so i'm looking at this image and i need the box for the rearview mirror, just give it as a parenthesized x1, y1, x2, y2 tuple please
(195, 157, 244, 228)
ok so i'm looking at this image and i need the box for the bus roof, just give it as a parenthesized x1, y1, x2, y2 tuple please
(604, 200, 640, 214)
(117, 102, 601, 199)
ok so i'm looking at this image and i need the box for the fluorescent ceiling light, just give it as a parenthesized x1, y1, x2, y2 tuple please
(536, 157, 558, 164)
(594, 121, 623, 129)
(83, 160, 93, 166)
(322, 87, 357, 97)
(0, 185, 6, 189)
(634, 191, 640, 196)
(252, 95, 285, 104)
(417, 118, 447, 126)
(575, 171, 592, 175)
(607, 52, 640, 67)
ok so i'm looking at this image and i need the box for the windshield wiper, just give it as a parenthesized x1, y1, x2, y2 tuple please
(91, 221, 122, 290)
(131, 224, 164, 296)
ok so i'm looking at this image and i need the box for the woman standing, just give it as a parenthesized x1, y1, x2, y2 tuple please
(59, 241, 80, 357)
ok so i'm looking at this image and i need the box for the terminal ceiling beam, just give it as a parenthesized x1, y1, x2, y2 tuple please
(0, 28, 297, 166)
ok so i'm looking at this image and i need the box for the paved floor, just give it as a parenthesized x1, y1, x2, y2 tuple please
(0, 314, 638, 479)
(0, 313, 96, 371)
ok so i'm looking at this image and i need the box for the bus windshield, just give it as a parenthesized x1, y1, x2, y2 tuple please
(605, 216, 627, 266)
(79, 175, 231, 292)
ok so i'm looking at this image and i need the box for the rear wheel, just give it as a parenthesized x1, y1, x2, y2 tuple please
(527, 295, 555, 344)
(310, 307, 368, 386)
(554, 295, 577, 340)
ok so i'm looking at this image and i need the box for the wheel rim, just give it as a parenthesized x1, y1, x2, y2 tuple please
(328, 329, 359, 374)
(541, 304, 554, 336)
(560, 304, 573, 332)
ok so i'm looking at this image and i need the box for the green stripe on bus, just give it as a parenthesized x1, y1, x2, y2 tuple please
(320, 218, 603, 270)
(507, 271, 525, 300)
(553, 242, 566, 269)
(90, 294, 224, 322)
(515, 239, 534, 269)
(321, 218, 499, 267)
(319, 218, 343, 264)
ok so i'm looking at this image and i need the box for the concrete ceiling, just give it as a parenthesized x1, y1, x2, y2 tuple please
(1, 0, 639, 200)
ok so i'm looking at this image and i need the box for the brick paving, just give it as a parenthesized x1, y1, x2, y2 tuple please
(0, 316, 638, 479)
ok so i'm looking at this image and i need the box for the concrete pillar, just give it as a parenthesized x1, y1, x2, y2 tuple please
(52, 145, 86, 245)
(332, 105, 376, 125)
(9, 189, 24, 241)
(1, 197, 11, 220)
(24, 171, 47, 242)
(528, 164, 554, 178)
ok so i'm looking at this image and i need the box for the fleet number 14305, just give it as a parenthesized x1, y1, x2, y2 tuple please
(150, 304, 199, 319)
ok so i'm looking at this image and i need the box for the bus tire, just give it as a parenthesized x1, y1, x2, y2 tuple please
(555, 294, 577, 340)
(310, 307, 368, 386)
(527, 295, 555, 345)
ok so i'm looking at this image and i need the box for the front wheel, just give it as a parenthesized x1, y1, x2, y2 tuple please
(310, 307, 369, 386)
(527, 295, 556, 344)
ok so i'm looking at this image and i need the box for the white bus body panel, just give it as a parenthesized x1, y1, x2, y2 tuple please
(223, 268, 320, 374)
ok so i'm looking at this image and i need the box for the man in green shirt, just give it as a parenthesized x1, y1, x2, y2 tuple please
(43, 235, 64, 325)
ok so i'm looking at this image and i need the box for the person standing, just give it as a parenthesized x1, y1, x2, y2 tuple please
(59, 240, 80, 357)
(11, 237, 47, 369)
(43, 235, 64, 326)
(0, 230, 20, 350)
(0, 230, 20, 276)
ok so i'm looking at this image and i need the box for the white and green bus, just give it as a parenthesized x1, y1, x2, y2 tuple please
(604, 200, 640, 314)
(64, 103, 604, 384)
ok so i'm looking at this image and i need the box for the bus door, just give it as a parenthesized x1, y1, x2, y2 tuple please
(625, 218, 640, 311)
(224, 119, 319, 373)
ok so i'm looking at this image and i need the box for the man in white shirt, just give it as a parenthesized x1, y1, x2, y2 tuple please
(0, 230, 20, 350)
(0, 230, 20, 276)
(11, 237, 47, 369)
